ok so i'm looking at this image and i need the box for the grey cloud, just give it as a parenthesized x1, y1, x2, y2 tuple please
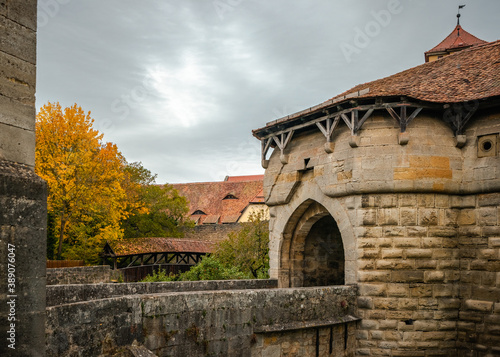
(36, 0, 500, 183)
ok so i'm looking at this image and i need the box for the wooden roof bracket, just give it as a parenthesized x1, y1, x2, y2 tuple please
(273, 131, 294, 164)
(341, 108, 375, 147)
(261, 131, 294, 168)
(261, 137, 273, 168)
(444, 101, 479, 148)
(386, 105, 423, 145)
(316, 112, 340, 153)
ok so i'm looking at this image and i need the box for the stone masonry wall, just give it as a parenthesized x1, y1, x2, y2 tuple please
(46, 285, 358, 357)
(456, 193, 500, 355)
(46, 279, 278, 306)
(0, 1, 46, 356)
(355, 192, 500, 355)
(262, 111, 500, 355)
(0, 0, 37, 167)
(355, 193, 461, 355)
(183, 222, 240, 242)
(46, 265, 112, 285)
(0, 162, 46, 357)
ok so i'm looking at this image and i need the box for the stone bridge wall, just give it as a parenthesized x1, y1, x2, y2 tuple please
(47, 279, 278, 306)
(46, 285, 358, 357)
(46, 265, 113, 285)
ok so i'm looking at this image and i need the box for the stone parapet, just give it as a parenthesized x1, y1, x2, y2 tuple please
(46, 285, 358, 357)
(46, 279, 278, 306)
(46, 265, 113, 286)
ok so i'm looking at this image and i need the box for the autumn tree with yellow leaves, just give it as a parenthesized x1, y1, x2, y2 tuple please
(36, 102, 192, 264)
(36, 102, 128, 262)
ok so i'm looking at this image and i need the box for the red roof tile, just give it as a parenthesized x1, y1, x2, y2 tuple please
(426, 25, 487, 57)
(328, 40, 500, 104)
(225, 174, 265, 182)
(109, 238, 215, 256)
(250, 189, 265, 204)
(254, 40, 500, 135)
(172, 178, 264, 224)
(221, 214, 240, 223)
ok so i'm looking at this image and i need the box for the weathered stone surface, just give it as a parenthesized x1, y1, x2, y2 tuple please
(46, 285, 358, 357)
(46, 265, 112, 285)
(0, 162, 47, 357)
(47, 279, 279, 306)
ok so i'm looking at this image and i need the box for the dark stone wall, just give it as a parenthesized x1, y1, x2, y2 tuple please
(47, 279, 278, 306)
(0, 1, 45, 355)
(46, 265, 112, 285)
(0, 162, 46, 356)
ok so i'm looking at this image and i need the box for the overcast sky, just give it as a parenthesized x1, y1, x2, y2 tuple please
(36, 0, 500, 184)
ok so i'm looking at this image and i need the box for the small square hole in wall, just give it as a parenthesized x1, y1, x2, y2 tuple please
(477, 134, 498, 158)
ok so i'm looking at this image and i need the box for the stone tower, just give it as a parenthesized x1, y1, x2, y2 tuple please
(253, 40, 500, 354)
(0, 1, 47, 356)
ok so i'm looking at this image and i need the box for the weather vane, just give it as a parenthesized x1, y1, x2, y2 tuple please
(457, 4, 465, 26)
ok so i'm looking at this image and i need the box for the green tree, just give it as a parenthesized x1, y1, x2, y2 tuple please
(121, 164, 194, 238)
(214, 210, 270, 279)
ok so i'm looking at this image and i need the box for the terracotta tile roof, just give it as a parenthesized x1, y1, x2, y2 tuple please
(328, 40, 500, 104)
(221, 214, 240, 223)
(225, 174, 264, 182)
(108, 238, 215, 256)
(203, 215, 220, 224)
(254, 40, 500, 135)
(425, 25, 487, 56)
(250, 189, 265, 204)
(172, 177, 264, 224)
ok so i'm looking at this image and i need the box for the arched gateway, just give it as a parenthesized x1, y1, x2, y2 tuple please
(281, 201, 344, 287)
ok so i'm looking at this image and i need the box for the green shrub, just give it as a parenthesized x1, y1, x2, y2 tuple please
(177, 256, 251, 281)
(141, 268, 177, 282)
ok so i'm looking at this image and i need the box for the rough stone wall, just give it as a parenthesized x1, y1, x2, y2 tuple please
(0, 162, 46, 356)
(0, 1, 46, 356)
(253, 324, 356, 357)
(183, 222, 241, 242)
(456, 192, 500, 354)
(47, 279, 278, 306)
(0, 0, 37, 167)
(46, 285, 358, 356)
(46, 265, 112, 285)
(262, 111, 500, 355)
(355, 193, 461, 354)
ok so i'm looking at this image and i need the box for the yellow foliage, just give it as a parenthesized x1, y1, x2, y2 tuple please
(36, 102, 129, 261)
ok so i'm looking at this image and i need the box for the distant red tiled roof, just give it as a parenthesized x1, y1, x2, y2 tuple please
(250, 189, 265, 204)
(254, 40, 500, 135)
(425, 25, 487, 58)
(172, 177, 264, 224)
(225, 174, 264, 182)
(221, 214, 240, 224)
(109, 238, 215, 256)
